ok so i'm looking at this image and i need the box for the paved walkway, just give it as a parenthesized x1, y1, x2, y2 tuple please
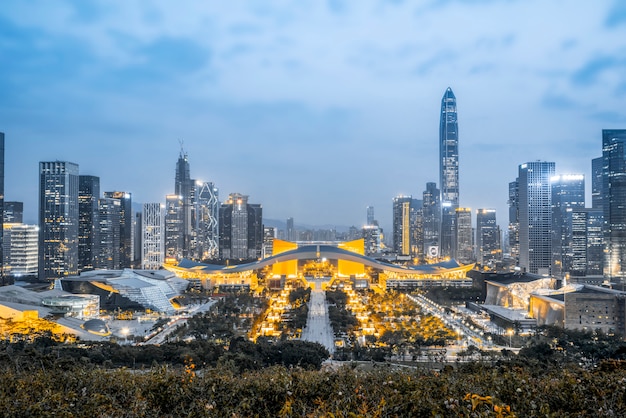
(300, 279, 335, 353)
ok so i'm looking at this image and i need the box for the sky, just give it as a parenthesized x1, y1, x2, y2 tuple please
(1, 0, 626, 233)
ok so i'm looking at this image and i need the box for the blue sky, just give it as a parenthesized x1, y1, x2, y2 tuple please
(2, 0, 626, 232)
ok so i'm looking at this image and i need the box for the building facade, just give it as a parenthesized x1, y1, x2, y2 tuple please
(2, 223, 39, 277)
(551, 174, 585, 278)
(439, 87, 459, 259)
(507, 179, 520, 262)
(142, 203, 164, 270)
(96, 197, 121, 270)
(476, 209, 501, 266)
(39, 161, 80, 280)
(78, 175, 99, 272)
(422, 182, 441, 258)
(103, 191, 132, 268)
(518, 161, 555, 274)
(0, 133, 4, 280)
(3, 201, 23, 224)
(194, 181, 219, 261)
(455, 207, 473, 263)
(219, 193, 263, 261)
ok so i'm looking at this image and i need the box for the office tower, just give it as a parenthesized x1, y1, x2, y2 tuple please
(602, 129, 626, 284)
(175, 148, 193, 258)
(0, 132, 3, 280)
(508, 180, 520, 262)
(39, 161, 80, 280)
(393, 196, 413, 257)
(569, 208, 605, 278)
(362, 225, 381, 256)
(262, 226, 275, 259)
(476, 209, 501, 266)
(165, 194, 184, 261)
(2, 224, 38, 277)
(422, 182, 441, 258)
(455, 208, 473, 263)
(518, 161, 555, 274)
(219, 193, 263, 260)
(134, 211, 142, 267)
(585, 209, 604, 276)
(286, 217, 296, 242)
(194, 181, 219, 261)
(78, 175, 100, 271)
(439, 88, 459, 258)
(142, 203, 164, 269)
(410, 199, 424, 260)
(3, 201, 23, 223)
(366, 206, 375, 226)
(592, 157, 603, 210)
(103, 191, 132, 268)
(96, 197, 121, 270)
(551, 174, 585, 278)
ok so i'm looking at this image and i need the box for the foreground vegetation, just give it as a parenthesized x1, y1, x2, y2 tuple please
(1, 355, 626, 416)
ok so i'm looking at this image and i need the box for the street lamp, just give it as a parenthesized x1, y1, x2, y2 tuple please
(121, 327, 130, 344)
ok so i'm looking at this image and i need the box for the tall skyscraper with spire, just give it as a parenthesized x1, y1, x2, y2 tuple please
(174, 143, 193, 259)
(439, 87, 459, 258)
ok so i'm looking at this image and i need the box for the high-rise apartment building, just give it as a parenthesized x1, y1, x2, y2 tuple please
(551, 174, 585, 278)
(439, 87, 459, 258)
(194, 181, 219, 261)
(518, 161, 555, 274)
(142, 203, 164, 270)
(219, 193, 263, 260)
(455, 207, 473, 263)
(78, 175, 99, 271)
(422, 182, 441, 258)
(103, 191, 132, 268)
(602, 129, 626, 284)
(39, 161, 80, 280)
(2, 223, 38, 277)
(476, 209, 501, 266)
(3, 201, 23, 223)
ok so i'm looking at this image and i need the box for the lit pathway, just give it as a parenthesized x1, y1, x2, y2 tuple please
(300, 279, 335, 354)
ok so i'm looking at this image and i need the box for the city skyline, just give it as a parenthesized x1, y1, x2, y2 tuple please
(2, 1, 626, 231)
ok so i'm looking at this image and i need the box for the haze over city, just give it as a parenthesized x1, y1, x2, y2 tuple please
(2, 0, 626, 230)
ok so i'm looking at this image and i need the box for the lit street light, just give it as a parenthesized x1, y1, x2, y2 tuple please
(507, 328, 514, 347)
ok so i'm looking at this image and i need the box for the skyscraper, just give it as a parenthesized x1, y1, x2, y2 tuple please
(439, 87, 459, 258)
(3, 201, 23, 223)
(2, 224, 38, 277)
(194, 181, 219, 261)
(592, 156, 603, 210)
(455, 208, 473, 263)
(422, 182, 441, 258)
(286, 217, 296, 242)
(103, 191, 133, 268)
(550, 174, 585, 278)
(142, 203, 164, 270)
(518, 161, 555, 274)
(165, 194, 184, 261)
(476, 209, 501, 266)
(78, 175, 99, 271)
(508, 179, 520, 262)
(96, 196, 121, 270)
(602, 129, 626, 284)
(366, 206, 375, 226)
(175, 147, 193, 258)
(392, 196, 413, 257)
(39, 161, 79, 280)
(219, 193, 263, 260)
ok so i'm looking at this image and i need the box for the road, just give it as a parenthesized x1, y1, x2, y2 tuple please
(300, 279, 335, 353)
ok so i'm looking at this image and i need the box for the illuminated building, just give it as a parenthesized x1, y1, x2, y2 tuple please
(103, 191, 133, 268)
(219, 193, 263, 260)
(2, 223, 38, 277)
(286, 217, 296, 242)
(476, 209, 501, 265)
(142, 203, 164, 270)
(508, 179, 519, 262)
(194, 181, 219, 260)
(518, 161, 555, 274)
(366, 206, 375, 226)
(362, 224, 381, 256)
(3, 201, 23, 223)
(78, 175, 99, 271)
(165, 194, 184, 261)
(262, 226, 275, 259)
(602, 129, 626, 285)
(422, 182, 440, 258)
(96, 197, 121, 269)
(175, 147, 193, 258)
(592, 156, 603, 210)
(39, 161, 80, 280)
(440, 87, 459, 258)
(550, 174, 585, 278)
(392, 196, 413, 257)
(455, 207, 473, 263)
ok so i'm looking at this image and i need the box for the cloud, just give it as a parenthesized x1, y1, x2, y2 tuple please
(572, 55, 626, 86)
(605, 0, 626, 27)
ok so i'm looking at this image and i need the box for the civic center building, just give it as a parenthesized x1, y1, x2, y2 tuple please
(165, 239, 474, 291)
